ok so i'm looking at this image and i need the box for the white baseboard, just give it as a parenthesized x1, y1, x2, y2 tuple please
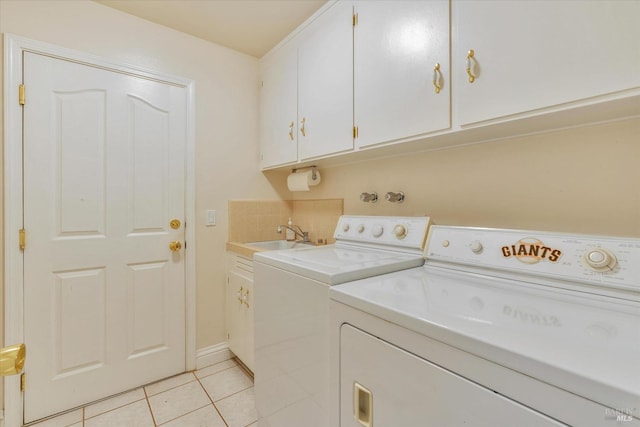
(195, 343, 234, 370)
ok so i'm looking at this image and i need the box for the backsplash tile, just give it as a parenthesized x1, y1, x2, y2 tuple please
(228, 200, 292, 243)
(228, 199, 343, 244)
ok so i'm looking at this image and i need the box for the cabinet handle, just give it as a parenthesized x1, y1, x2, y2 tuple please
(237, 286, 244, 304)
(300, 117, 306, 137)
(466, 49, 477, 83)
(288, 122, 294, 141)
(354, 382, 373, 427)
(433, 63, 442, 94)
(243, 289, 250, 308)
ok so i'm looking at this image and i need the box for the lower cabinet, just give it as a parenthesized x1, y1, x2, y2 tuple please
(340, 324, 563, 427)
(226, 253, 254, 372)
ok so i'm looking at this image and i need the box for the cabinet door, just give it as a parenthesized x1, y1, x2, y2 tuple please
(259, 44, 298, 168)
(298, 1, 354, 160)
(340, 324, 564, 426)
(453, 0, 640, 126)
(354, 0, 450, 148)
(227, 267, 254, 371)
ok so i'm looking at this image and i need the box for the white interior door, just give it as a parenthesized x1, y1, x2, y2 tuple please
(22, 51, 187, 423)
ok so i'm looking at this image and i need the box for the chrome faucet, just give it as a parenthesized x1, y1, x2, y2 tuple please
(277, 223, 310, 242)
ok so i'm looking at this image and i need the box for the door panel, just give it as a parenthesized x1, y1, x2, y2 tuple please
(354, 0, 450, 148)
(298, 1, 354, 160)
(453, 0, 640, 125)
(55, 90, 106, 236)
(23, 51, 186, 423)
(53, 268, 106, 377)
(340, 324, 564, 426)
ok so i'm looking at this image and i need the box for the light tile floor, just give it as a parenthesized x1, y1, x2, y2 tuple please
(29, 359, 256, 427)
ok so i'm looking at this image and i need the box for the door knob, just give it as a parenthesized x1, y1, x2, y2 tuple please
(0, 344, 26, 376)
(169, 241, 182, 252)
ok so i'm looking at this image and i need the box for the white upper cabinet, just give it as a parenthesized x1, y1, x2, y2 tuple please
(453, 0, 640, 127)
(260, 2, 353, 169)
(259, 43, 298, 168)
(259, 0, 639, 170)
(353, 0, 450, 148)
(298, 1, 354, 160)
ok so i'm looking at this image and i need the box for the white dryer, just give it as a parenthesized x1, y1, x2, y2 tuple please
(254, 215, 431, 427)
(330, 226, 640, 426)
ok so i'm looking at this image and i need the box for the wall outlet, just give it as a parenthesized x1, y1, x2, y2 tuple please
(206, 210, 216, 226)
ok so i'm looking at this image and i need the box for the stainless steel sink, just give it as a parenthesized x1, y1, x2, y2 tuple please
(246, 240, 311, 250)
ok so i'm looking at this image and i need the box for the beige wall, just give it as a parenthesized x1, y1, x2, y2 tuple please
(289, 118, 640, 238)
(0, 0, 287, 352)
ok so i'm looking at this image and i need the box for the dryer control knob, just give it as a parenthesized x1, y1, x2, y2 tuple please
(470, 240, 483, 254)
(583, 248, 617, 271)
(372, 224, 384, 237)
(393, 224, 408, 239)
(357, 224, 365, 233)
(342, 222, 350, 232)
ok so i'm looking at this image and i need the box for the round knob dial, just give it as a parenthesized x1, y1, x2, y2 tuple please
(469, 240, 483, 254)
(357, 224, 365, 233)
(372, 224, 384, 238)
(583, 248, 617, 271)
(342, 223, 350, 232)
(393, 224, 408, 239)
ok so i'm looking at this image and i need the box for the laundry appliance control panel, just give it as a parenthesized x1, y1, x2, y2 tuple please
(425, 226, 640, 293)
(334, 216, 431, 250)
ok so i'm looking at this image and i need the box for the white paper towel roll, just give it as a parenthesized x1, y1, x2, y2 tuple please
(287, 170, 321, 191)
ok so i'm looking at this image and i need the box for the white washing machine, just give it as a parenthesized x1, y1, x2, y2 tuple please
(254, 215, 432, 427)
(330, 226, 640, 427)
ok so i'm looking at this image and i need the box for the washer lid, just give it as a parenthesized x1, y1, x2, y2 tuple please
(330, 266, 640, 410)
(254, 244, 424, 285)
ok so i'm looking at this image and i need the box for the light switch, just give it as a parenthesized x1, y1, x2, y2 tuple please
(206, 210, 216, 226)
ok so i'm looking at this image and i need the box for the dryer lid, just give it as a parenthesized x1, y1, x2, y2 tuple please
(330, 266, 640, 411)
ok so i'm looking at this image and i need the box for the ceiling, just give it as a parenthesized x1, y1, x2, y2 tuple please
(95, 0, 328, 58)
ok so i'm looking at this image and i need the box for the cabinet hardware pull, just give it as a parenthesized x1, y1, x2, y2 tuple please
(243, 290, 250, 308)
(433, 63, 442, 94)
(300, 117, 306, 137)
(354, 382, 373, 427)
(288, 122, 294, 141)
(466, 49, 477, 83)
(237, 286, 244, 304)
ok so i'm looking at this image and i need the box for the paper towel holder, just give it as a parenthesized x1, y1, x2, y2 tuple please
(292, 165, 318, 180)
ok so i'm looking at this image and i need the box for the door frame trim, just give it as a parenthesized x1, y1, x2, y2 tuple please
(2, 34, 197, 427)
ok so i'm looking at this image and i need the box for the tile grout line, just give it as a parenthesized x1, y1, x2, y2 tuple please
(193, 361, 242, 382)
(150, 403, 212, 427)
(195, 376, 230, 427)
(142, 386, 158, 427)
(144, 372, 199, 398)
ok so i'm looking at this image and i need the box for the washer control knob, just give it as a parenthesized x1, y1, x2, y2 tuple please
(372, 224, 384, 238)
(583, 248, 617, 271)
(470, 240, 483, 254)
(357, 224, 365, 233)
(342, 222, 350, 232)
(393, 224, 408, 239)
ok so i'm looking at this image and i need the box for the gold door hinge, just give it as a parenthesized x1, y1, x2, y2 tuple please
(353, 13, 358, 27)
(19, 229, 26, 250)
(18, 84, 25, 105)
(353, 126, 359, 139)
(20, 373, 26, 391)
